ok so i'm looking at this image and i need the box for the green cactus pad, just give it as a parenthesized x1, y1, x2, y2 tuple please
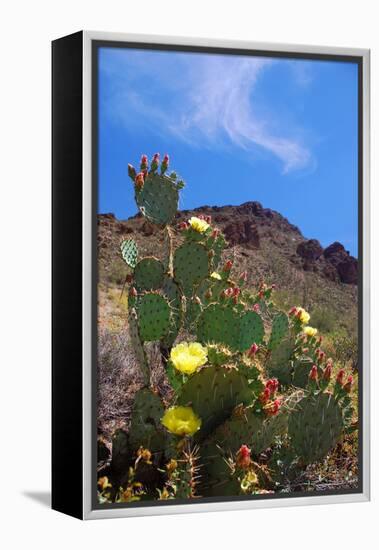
(137, 292, 171, 342)
(197, 304, 263, 352)
(129, 388, 168, 454)
(177, 365, 253, 438)
(268, 312, 289, 350)
(174, 241, 210, 295)
(129, 309, 149, 384)
(134, 257, 165, 291)
(238, 310, 264, 351)
(200, 407, 288, 496)
(135, 173, 179, 226)
(292, 357, 315, 388)
(197, 303, 239, 350)
(288, 392, 344, 464)
(120, 238, 138, 268)
(265, 337, 294, 385)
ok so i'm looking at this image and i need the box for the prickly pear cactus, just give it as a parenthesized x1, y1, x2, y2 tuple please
(100, 153, 356, 504)
(134, 257, 165, 291)
(268, 312, 289, 350)
(135, 173, 180, 227)
(288, 392, 344, 464)
(197, 304, 264, 352)
(136, 292, 171, 342)
(120, 238, 138, 268)
(174, 241, 210, 296)
(177, 365, 253, 437)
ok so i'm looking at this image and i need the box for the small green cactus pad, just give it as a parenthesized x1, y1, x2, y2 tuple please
(129, 309, 149, 384)
(135, 173, 179, 226)
(177, 365, 253, 438)
(238, 311, 264, 351)
(120, 238, 138, 268)
(292, 358, 315, 388)
(134, 257, 165, 291)
(197, 303, 239, 350)
(129, 388, 168, 454)
(137, 293, 171, 342)
(288, 392, 344, 464)
(174, 241, 210, 295)
(265, 337, 294, 386)
(111, 429, 129, 475)
(268, 312, 289, 350)
(197, 304, 264, 352)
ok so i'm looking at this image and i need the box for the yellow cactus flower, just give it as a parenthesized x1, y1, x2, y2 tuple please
(303, 326, 318, 337)
(240, 470, 258, 492)
(161, 406, 201, 436)
(297, 307, 310, 325)
(189, 216, 210, 233)
(210, 272, 222, 280)
(170, 342, 208, 375)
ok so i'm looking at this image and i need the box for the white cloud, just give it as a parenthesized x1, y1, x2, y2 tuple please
(100, 50, 312, 173)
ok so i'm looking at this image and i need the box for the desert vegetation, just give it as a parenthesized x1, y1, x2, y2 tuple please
(97, 154, 358, 504)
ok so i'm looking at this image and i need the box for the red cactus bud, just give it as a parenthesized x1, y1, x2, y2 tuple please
(233, 287, 241, 297)
(248, 343, 259, 357)
(266, 378, 279, 394)
(140, 154, 148, 170)
(205, 289, 212, 300)
(135, 172, 145, 189)
(309, 365, 318, 381)
(271, 284, 276, 290)
(318, 350, 325, 362)
(336, 369, 345, 386)
(252, 303, 260, 313)
(223, 260, 233, 272)
(211, 228, 220, 239)
(289, 306, 298, 316)
(323, 363, 332, 381)
(302, 347, 309, 354)
(266, 398, 281, 417)
(236, 445, 251, 469)
(258, 290, 264, 299)
(130, 287, 138, 297)
(162, 153, 169, 164)
(343, 375, 354, 393)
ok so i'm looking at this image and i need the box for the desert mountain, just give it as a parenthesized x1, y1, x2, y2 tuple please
(98, 201, 358, 336)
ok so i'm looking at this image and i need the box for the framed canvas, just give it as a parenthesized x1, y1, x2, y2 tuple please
(52, 31, 370, 520)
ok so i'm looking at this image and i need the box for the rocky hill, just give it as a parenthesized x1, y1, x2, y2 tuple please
(97, 201, 358, 337)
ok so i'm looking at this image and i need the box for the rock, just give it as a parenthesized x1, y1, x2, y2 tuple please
(296, 239, 323, 261)
(337, 257, 358, 284)
(223, 220, 260, 248)
(323, 242, 358, 284)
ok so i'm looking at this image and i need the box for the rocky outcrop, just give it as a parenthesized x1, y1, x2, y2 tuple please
(324, 242, 358, 285)
(97, 204, 357, 285)
(296, 239, 323, 261)
(223, 220, 260, 248)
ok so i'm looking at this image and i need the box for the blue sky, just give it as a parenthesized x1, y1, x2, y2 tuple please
(98, 47, 358, 256)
